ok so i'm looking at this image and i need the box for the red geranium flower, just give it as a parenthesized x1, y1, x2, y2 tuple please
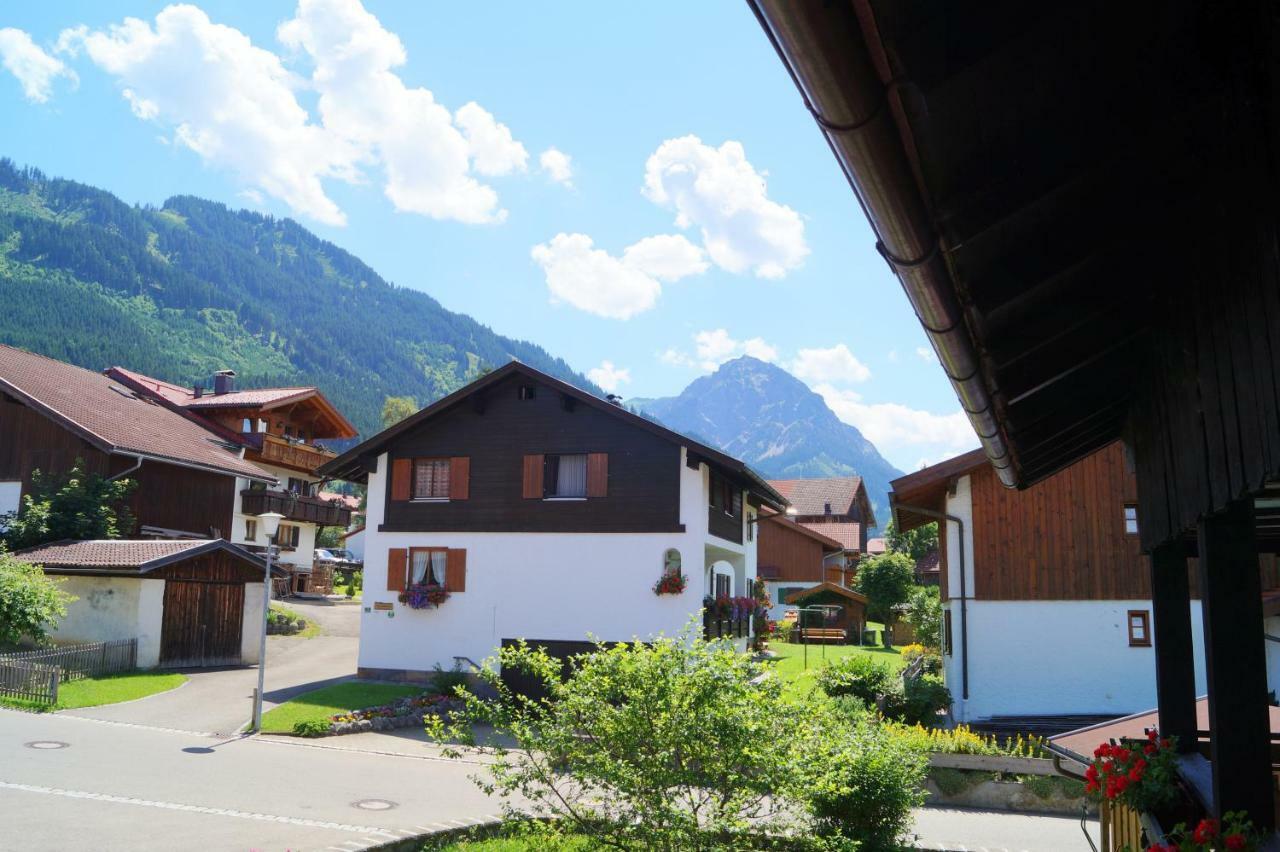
(1225, 833, 1248, 851)
(1193, 819, 1219, 844)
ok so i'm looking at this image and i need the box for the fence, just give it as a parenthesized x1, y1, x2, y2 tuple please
(0, 638, 138, 705)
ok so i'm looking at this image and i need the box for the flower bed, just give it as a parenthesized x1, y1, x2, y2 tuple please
(398, 582, 450, 609)
(295, 691, 462, 737)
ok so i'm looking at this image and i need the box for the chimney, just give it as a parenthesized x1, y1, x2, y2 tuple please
(824, 501, 832, 515)
(193, 382, 204, 399)
(213, 370, 236, 395)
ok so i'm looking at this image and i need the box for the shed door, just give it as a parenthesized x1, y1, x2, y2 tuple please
(160, 580, 245, 667)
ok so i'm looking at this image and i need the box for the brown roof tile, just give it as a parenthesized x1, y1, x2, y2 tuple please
(8, 538, 275, 575)
(799, 520, 862, 551)
(767, 476, 863, 516)
(0, 346, 272, 481)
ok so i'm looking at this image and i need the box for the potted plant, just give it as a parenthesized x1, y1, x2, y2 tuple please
(399, 582, 450, 609)
(653, 571, 687, 596)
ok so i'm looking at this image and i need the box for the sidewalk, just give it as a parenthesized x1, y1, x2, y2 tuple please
(912, 806, 1100, 851)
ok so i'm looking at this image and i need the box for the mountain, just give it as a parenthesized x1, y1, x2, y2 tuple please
(0, 158, 596, 442)
(631, 357, 903, 524)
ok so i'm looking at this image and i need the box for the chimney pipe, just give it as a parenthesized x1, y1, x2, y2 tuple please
(213, 370, 236, 395)
(193, 382, 204, 399)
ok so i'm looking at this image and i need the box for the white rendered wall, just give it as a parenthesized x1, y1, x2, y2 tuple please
(241, 582, 265, 665)
(0, 480, 20, 524)
(51, 575, 143, 647)
(229, 464, 321, 569)
(359, 448, 754, 674)
(134, 580, 165, 668)
(344, 528, 365, 561)
(765, 581, 819, 620)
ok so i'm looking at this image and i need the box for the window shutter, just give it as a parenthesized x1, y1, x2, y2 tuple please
(450, 457, 470, 500)
(446, 548, 467, 592)
(586, 453, 608, 498)
(386, 548, 407, 592)
(391, 459, 412, 501)
(731, 488, 742, 516)
(522, 454, 544, 499)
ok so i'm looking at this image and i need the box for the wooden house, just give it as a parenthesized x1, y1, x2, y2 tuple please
(752, 0, 1280, 830)
(766, 476, 878, 582)
(756, 514, 845, 619)
(784, 583, 869, 645)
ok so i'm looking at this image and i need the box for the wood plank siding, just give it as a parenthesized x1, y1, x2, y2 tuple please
(382, 374, 684, 534)
(758, 519, 829, 582)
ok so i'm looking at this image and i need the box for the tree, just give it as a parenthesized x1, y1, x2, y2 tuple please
(1, 462, 136, 550)
(0, 549, 75, 647)
(853, 552, 915, 627)
(380, 395, 417, 429)
(904, 584, 943, 650)
(884, 519, 938, 563)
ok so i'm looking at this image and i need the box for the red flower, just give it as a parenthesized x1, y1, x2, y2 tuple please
(1128, 765, 1143, 783)
(1085, 765, 1099, 783)
(1160, 738, 1172, 749)
(1147, 729, 1158, 742)
(1193, 819, 1219, 844)
(1085, 779, 1099, 794)
(1144, 743, 1156, 755)
(1225, 834, 1248, 850)
(1132, 757, 1146, 773)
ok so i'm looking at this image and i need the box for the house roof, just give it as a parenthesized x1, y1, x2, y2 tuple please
(799, 521, 862, 552)
(0, 346, 274, 482)
(784, 582, 868, 606)
(866, 537, 887, 555)
(889, 449, 989, 533)
(319, 361, 787, 510)
(768, 476, 862, 515)
(915, 549, 940, 576)
(760, 514, 843, 551)
(8, 538, 281, 577)
(107, 367, 357, 440)
(341, 524, 365, 540)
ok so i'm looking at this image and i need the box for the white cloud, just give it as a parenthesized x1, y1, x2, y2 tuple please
(814, 384, 978, 455)
(539, 147, 573, 187)
(643, 135, 808, 278)
(915, 345, 937, 364)
(621, 234, 707, 282)
(661, 329, 779, 372)
(531, 233, 662, 320)
(0, 28, 77, 103)
(790, 343, 871, 385)
(532, 232, 706, 319)
(62, 0, 533, 226)
(455, 101, 527, 176)
(587, 360, 631, 393)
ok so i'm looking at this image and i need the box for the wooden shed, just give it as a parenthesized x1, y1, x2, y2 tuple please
(11, 539, 284, 668)
(785, 583, 869, 645)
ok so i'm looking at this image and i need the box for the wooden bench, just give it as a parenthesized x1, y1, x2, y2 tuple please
(798, 628, 847, 644)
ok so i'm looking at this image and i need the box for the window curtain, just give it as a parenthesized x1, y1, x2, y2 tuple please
(411, 550, 430, 584)
(414, 459, 450, 498)
(556, 454, 587, 497)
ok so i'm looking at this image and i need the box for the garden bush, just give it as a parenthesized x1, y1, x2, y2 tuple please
(0, 549, 74, 647)
(292, 718, 331, 737)
(890, 674, 952, 727)
(816, 655, 894, 703)
(431, 663, 470, 696)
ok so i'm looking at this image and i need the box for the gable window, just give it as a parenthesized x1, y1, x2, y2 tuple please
(544, 453, 588, 498)
(709, 473, 737, 515)
(413, 458, 451, 499)
(518, 385, 536, 400)
(1124, 504, 1139, 535)
(410, 547, 448, 585)
(245, 519, 257, 542)
(1128, 610, 1151, 647)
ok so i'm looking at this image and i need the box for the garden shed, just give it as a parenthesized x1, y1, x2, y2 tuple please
(785, 583, 868, 644)
(10, 539, 283, 668)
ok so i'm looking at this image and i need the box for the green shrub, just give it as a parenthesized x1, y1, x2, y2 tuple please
(797, 714, 928, 851)
(0, 549, 75, 647)
(816, 655, 894, 703)
(773, 620, 793, 644)
(929, 767, 992, 797)
(431, 663, 470, 696)
(890, 675, 951, 727)
(292, 718, 331, 737)
(1022, 774, 1085, 800)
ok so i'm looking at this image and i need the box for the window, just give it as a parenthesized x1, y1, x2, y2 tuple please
(714, 573, 731, 598)
(241, 418, 253, 433)
(413, 458, 451, 499)
(1124, 504, 1139, 535)
(746, 511, 755, 541)
(544, 453, 587, 498)
(1128, 610, 1151, 647)
(709, 473, 737, 515)
(287, 477, 311, 495)
(275, 523, 301, 550)
(518, 385, 536, 400)
(245, 519, 257, 542)
(409, 548, 447, 586)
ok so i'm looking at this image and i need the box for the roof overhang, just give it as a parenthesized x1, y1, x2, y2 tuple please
(15, 539, 284, 578)
(888, 449, 987, 532)
(785, 582, 869, 606)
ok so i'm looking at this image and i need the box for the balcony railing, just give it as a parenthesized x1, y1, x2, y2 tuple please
(703, 613, 751, 640)
(240, 489, 352, 527)
(243, 433, 337, 474)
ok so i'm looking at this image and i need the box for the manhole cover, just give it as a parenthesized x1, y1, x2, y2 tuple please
(352, 799, 397, 811)
(25, 741, 69, 750)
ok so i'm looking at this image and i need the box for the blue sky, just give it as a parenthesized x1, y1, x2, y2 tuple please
(0, 0, 979, 472)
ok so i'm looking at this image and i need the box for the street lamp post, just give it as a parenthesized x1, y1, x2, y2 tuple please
(251, 510, 285, 733)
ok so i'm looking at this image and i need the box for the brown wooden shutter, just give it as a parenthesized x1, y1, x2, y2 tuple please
(391, 459, 412, 501)
(445, 548, 467, 592)
(586, 453, 608, 497)
(386, 548, 407, 592)
(522, 454, 544, 499)
(450, 457, 470, 500)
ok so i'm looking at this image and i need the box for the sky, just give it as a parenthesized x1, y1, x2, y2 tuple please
(0, 0, 980, 473)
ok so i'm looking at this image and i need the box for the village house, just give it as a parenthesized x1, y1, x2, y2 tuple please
(319, 361, 784, 683)
(766, 476, 877, 585)
(755, 513, 845, 620)
(107, 367, 359, 591)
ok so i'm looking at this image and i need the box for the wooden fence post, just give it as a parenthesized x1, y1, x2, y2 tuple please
(49, 669, 58, 706)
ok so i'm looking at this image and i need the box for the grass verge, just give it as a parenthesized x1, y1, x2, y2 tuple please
(269, 602, 322, 638)
(0, 670, 187, 712)
(259, 681, 424, 733)
(767, 641, 904, 701)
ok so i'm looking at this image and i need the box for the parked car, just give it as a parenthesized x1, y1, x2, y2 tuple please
(314, 548, 362, 570)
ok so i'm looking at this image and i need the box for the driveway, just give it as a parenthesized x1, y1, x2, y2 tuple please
(62, 599, 361, 735)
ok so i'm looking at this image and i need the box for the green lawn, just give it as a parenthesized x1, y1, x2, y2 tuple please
(269, 602, 322, 638)
(259, 681, 424, 733)
(768, 640, 904, 701)
(0, 670, 187, 712)
(427, 835, 590, 851)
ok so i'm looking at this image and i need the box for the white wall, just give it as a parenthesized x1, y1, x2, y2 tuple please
(135, 580, 165, 668)
(765, 581, 819, 620)
(0, 480, 20, 524)
(241, 582, 265, 665)
(945, 599, 1207, 721)
(229, 464, 322, 569)
(51, 575, 147, 657)
(359, 448, 756, 674)
(344, 528, 365, 561)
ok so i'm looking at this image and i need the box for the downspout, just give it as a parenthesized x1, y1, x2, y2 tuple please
(108, 455, 144, 482)
(746, 0, 1017, 487)
(896, 504, 968, 700)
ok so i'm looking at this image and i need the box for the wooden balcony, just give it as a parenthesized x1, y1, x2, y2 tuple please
(240, 489, 352, 527)
(703, 613, 751, 641)
(244, 433, 337, 475)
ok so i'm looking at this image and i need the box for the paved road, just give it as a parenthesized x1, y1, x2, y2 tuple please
(62, 602, 361, 735)
(912, 806, 1101, 851)
(0, 709, 502, 851)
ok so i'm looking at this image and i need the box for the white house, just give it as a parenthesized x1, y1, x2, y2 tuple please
(886, 442, 1265, 725)
(319, 362, 785, 684)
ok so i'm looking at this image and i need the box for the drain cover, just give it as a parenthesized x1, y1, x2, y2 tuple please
(352, 799, 397, 811)
(25, 741, 69, 750)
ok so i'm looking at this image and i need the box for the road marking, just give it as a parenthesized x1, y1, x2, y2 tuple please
(0, 780, 398, 838)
